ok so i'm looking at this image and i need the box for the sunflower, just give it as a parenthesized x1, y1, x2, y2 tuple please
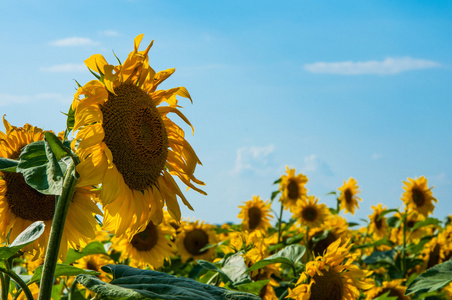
(308, 214, 350, 257)
(291, 195, 329, 228)
(279, 167, 308, 212)
(287, 238, 373, 300)
(368, 204, 389, 240)
(73, 254, 114, 282)
(422, 225, 452, 270)
(0, 118, 102, 260)
(338, 178, 361, 215)
(401, 176, 436, 217)
(175, 220, 217, 263)
(111, 214, 176, 269)
(237, 195, 273, 233)
(365, 279, 409, 300)
(71, 34, 205, 237)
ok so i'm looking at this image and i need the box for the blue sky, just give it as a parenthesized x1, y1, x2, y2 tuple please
(1, 0, 451, 225)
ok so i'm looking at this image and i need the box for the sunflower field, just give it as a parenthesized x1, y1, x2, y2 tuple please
(0, 35, 451, 300)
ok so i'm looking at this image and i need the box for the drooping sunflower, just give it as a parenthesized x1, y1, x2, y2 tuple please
(365, 279, 410, 300)
(0, 118, 102, 260)
(279, 166, 308, 212)
(368, 204, 389, 240)
(71, 34, 205, 237)
(111, 213, 176, 269)
(401, 176, 436, 217)
(175, 220, 217, 263)
(287, 238, 373, 300)
(338, 178, 361, 215)
(291, 195, 329, 228)
(237, 195, 273, 233)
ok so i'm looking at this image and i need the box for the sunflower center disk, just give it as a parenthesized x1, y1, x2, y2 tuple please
(248, 207, 263, 230)
(411, 188, 425, 207)
(101, 84, 168, 191)
(184, 229, 209, 256)
(310, 268, 344, 300)
(301, 206, 317, 222)
(4, 173, 55, 221)
(131, 222, 159, 251)
(376, 288, 405, 299)
(287, 180, 300, 199)
(374, 214, 383, 229)
(344, 189, 353, 204)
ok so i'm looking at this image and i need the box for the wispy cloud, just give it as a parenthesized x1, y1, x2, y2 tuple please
(100, 30, 119, 36)
(40, 63, 86, 73)
(232, 145, 276, 175)
(49, 37, 98, 47)
(0, 93, 69, 106)
(304, 57, 442, 75)
(372, 153, 383, 160)
(302, 154, 334, 176)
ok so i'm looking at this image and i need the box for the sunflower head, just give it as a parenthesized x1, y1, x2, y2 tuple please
(338, 178, 361, 215)
(308, 214, 350, 257)
(237, 195, 273, 233)
(292, 195, 329, 228)
(368, 204, 389, 240)
(279, 166, 308, 211)
(71, 34, 206, 237)
(288, 238, 373, 300)
(175, 220, 218, 263)
(365, 279, 409, 300)
(401, 176, 437, 217)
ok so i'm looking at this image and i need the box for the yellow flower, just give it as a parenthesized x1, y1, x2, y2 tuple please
(73, 254, 114, 282)
(0, 118, 101, 260)
(287, 239, 373, 300)
(279, 166, 308, 212)
(175, 220, 217, 263)
(237, 195, 273, 233)
(365, 279, 410, 300)
(368, 204, 389, 240)
(111, 215, 176, 269)
(338, 178, 361, 214)
(71, 34, 206, 237)
(401, 176, 436, 217)
(291, 195, 329, 228)
(308, 214, 350, 257)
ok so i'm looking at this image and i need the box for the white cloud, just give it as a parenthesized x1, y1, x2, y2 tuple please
(50, 37, 98, 47)
(304, 57, 442, 75)
(40, 63, 86, 73)
(302, 154, 334, 176)
(232, 145, 276, 175)
(372, 153, 383, 160)
(0, 94, 32, 106)
(0, 93, 69, 106)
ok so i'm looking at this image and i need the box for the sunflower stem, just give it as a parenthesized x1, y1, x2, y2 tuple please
(277, 200, 284, 244)
(401, 209, 408, 277)
(0, 268, 34, 300)
(37, 162, 78, 300)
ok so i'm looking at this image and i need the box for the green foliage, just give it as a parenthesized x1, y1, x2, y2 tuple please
(246, 244, 305, 273)
(0, 157, 19, 173)
(0, 221, 45, 260)
(406, 259, 452, 295)
(362, 249, 398, 266)
(64, 241, 109, 265)
(77, 264, 261, 300)
(44, 132, 73, 161)
(30, 264, 100, 284)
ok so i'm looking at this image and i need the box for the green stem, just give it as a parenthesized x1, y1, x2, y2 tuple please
(277, 200, 284, 244)
(0, 268, 34, 300)
(401, 209, 408, 277)
(37, 162, 78, 300)
(3, 260, 11, 300)
(0, 272, 6, 300)
(336, 198, 340, 215)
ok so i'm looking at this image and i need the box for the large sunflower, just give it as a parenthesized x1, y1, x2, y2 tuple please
(111, 213, 176, 269)
(287, 238, 373, 300)
(279, 166, 308, 212)
(338, 178, 361, 215)
(175, 220, 217, 263)
(401, 176, 436, 217)
(291, 195, 329, 228)
(237, 195, 273, 233)
(71, 34, 206, 237)
(0, 118, 101, 260)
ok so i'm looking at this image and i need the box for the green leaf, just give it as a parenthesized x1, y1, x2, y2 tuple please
(406, 259, 452, 295)
(30, 264, 100, 284)
(347, 222, 360, 227)
(221, 252, 250, 284)
(410, 217, 441, 232)
(77, 264, 261, 300)
(373, 290, 398, 300)
(362, 249, 397, 266)
(64, 241, 109, 265)
(0, 157, 19, 173)
(197, 260, 232, 283)
(0, 221, 45, 260)
(377, 209, 399, 220)
(44, 131, 72, 161)
(247, 244, 305, 272)
(270, 190, 280, 201)
(17, 140, 64, 195)
(386, 216, 402, 228)
(233, 280, 270, 296)
(273, 178, 282, 185)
